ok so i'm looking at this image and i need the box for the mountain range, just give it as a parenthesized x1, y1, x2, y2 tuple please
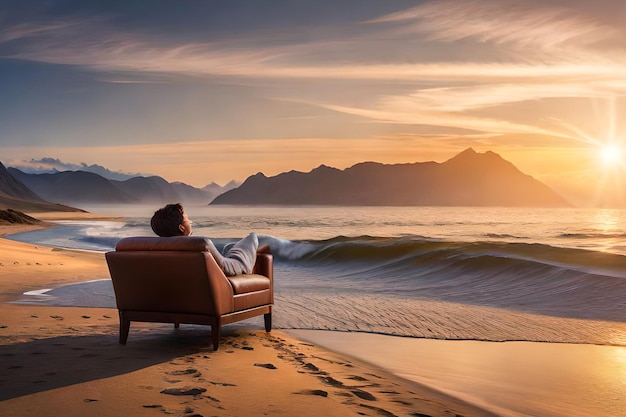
(0, 148, 570, 212)
(212, 148, 570, 207)
(6, 168, 238, 206)
(10, 157, 146, 181)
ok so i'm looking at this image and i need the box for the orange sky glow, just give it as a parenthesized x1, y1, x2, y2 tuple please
(2, 0, 626, 207)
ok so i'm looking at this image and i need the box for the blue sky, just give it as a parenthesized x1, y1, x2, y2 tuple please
(1, 0, 626, 206)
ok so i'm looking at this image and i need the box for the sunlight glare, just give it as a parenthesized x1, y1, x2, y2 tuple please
(598, 144, 623, 166)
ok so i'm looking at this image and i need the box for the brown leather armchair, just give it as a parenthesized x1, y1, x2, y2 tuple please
(105, 236, 273, 350)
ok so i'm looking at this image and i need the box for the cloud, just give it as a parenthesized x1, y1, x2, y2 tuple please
(2, 0, 626, 151)
(1, 0, 623, 82)
(306, 79, 626, 142)
(393, 83, 617, 113)
(367, 0, 618, 48)
(0, 21, 73, 43)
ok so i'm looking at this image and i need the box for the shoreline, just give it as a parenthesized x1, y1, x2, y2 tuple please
(0, 210, 123, 237)
(289, 330, 626, 417)
(0, 234, 494, 417)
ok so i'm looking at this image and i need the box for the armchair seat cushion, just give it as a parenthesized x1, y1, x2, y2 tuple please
(227, 275, 271, 295)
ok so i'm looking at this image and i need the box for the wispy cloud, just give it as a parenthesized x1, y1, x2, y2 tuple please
(309, 79, 626, 142)
(2, 1, 623, 81)
(394, 83, 619, 113)
(367, 0, 618, 48)
(0, 20, 75, 43)
(321, 101, 574, 139)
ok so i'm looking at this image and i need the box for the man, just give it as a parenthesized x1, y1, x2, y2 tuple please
(149, 203, 262, 276)
(150, 203, 193, 237)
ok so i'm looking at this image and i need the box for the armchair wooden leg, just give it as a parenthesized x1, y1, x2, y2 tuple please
(119, 311, 130, 345)
(264, 312, 272, 332)
(211, 325, 221, 351)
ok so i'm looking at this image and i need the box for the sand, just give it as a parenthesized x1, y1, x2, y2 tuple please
(0, 224, 492, 417)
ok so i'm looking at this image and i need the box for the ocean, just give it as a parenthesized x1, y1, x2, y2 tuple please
(7, 204, 626, 342)
(6, 204, 626, 416)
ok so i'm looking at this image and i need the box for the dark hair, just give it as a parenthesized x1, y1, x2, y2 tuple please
(150, 203, 185, 237)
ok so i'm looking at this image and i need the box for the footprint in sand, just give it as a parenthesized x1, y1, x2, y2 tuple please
(351, 390, 376, 401)
(294, 389, 328, 397)
(166, 368, 201, 377)
(254, 363, 277, 369)
(318, 375, 377, 401)
(302, 362, 321, 373)
(209, 381, 236, 387)
(160, 387, 206, 396)
(50, 315, 64, 320)
(359, 403, 403, 417)
(319, 376, 345, 387)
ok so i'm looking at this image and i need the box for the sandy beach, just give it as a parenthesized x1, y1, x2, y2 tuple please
(0, 223, 493, 417)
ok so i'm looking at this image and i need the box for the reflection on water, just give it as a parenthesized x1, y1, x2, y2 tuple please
(593, 209, 622, 231)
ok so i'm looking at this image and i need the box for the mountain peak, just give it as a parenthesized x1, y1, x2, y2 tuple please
(444, 148, 514, 171)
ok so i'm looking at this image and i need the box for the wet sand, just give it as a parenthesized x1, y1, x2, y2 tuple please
(290, 330, 626, 417)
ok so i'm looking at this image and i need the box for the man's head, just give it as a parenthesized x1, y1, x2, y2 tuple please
(150, 203, 193, 237)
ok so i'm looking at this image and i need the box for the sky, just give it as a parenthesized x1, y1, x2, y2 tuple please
(1, 0, 626, 207)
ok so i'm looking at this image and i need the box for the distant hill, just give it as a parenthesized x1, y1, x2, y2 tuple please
(202, 180, 240, 195)
(111, 176, 180, 203)
(7, 168, 226, 206)
(0, 208, 41, 225)
(211, 148, 570, 207)
(0, 161, 83, 212)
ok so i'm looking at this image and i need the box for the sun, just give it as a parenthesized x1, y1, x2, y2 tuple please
(598, 144, 623, 167)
